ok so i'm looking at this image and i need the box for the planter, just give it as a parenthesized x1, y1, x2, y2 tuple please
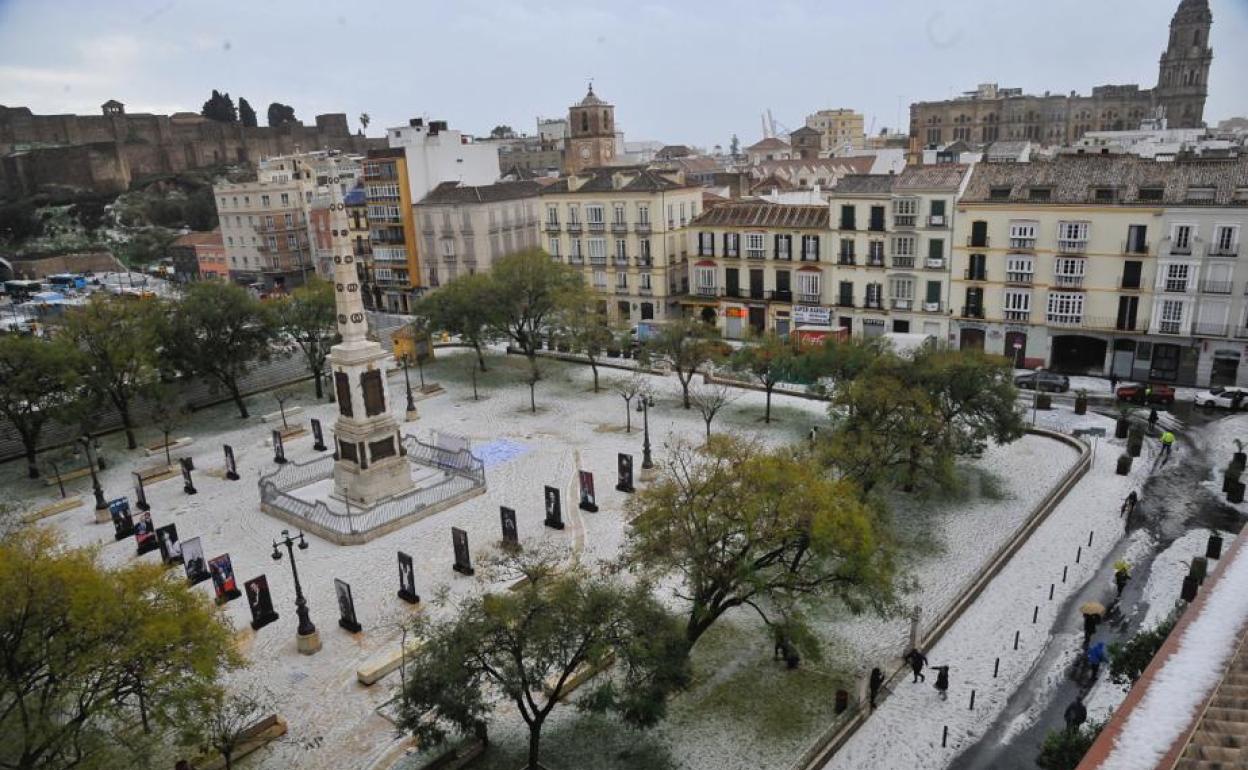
(1208, 532, 1225, 559)
(1127, 430, 1143, 458)
(1116, 454, 1133, 476)
(1036, 393, 1052, 410)
(1191, 556, 1209, 585)
(1074, 395, 1088, 415)
(1115, 418, 1130, 439)
(1230, 480, 1246, 504)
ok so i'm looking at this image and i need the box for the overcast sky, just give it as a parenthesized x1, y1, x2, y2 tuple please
(1, 0, 1246, 149)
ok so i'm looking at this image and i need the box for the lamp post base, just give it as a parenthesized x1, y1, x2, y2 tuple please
(94, 508, 111, 524)
(406, 409, 419, 421)
(639, 466, 658, 482)
(297, 630, 322, 655)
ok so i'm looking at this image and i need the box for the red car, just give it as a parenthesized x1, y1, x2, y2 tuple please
(1116, 383, 1176, 405)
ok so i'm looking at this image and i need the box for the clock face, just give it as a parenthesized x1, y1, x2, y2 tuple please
(580, 146, 590, 159)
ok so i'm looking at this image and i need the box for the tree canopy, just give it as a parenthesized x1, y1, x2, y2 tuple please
(641, 318, 720, 409)
(0, 335, 82, 477)
(728, 334, 801, 423)
(200, 90, 237, 123)
(626, 435, 896, 652)
(412, 272, 500, 373)
(266, 102, 297, 128)
(552, 287, 614, 393)
(237, 97, 257, 128)
(268, 278, 337, 399)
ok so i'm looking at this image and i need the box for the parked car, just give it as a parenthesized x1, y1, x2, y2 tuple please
(1014, 371, 1071, 393)
(1193, 386, 1248, 409)
(1116, 382, 1176, 405)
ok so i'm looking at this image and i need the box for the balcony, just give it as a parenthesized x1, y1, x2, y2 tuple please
(1209, 243, 1240, 258)
(635, 222, 651, 235)
(839, 221, 856, 231)
(589, 256, 607, 267)
(613, 256, 630, 268)
(722, 287, 743, 299)
(890, 298, 913, 311)
(868, 221, 886, 233)
(746, 251, 767, 261)
(927, 215, 947, 228)
(772, 289, 793, 303)
(924, 258, 946, 270)
(1117, 276, 1143, 290)
(1162, 280, 1191, 293)
(568, 255, 584, 265)
(1165, 237, 1196, 256)
(638, 286, 653, 296)
(1053, 274, 1085, 289)
(966, 236, 990, 248)
(893, 215, 917, 228)
(1009, 237, 1036, 251)
(838, 254, 856, 266)
(1046, 315, 1145, 332)
(1004, 309, 1031, 322)
(1157, 321, 1183, 335)
(635, 257, 654, 268)
(1201, 279, 1233, 294)
(835, 297, 855, 308)
(797, 292, 822, 305)
(566, 222, 582, 235)
(614, 286, 630, 295)
(863, 300, 885, 310)
(544, 221, 561, 233)
(891, 255, 915, 269)
(964, 269, 987, 281)
(866, 257, 886, 268)
(961, 306, 985, 319)
(723, 251, 740, 260)
(611, 222, 628, 234)
(1121, 240, 1150, 255)
(800, 252, 820, 263)
(1006, 271, 1033, 285)
(588, 222, 605, 233)
(695, 286, 718, 298)
(922, 301, 943, 312)
(1057, 239, 1087, 254)
(1194, 321, 1229, 337)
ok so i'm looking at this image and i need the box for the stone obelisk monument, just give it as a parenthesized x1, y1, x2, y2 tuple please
(327, 201, 413, 505)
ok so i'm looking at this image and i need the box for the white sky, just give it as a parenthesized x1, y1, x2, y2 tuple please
(1, 0, 1246, 149)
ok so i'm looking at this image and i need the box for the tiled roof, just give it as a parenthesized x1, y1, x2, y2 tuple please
(747, 137, 791, 151)
(417, 180, 542, 205)
(832, 174, 895, 195)
(172, 229, 223, 248)
(750, 174, 795, 193)
(789, 126, 821, 137)
(753, 156, 875, 178)
(541, 167, 695, 194)
(690, 202, 828, 229)
(894, 164, 970, 191)
(961, 154, 1248, 205)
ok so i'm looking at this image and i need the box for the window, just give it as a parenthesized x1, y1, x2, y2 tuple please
(640, 273, 652, 290)
(637, 205, 649, 224)
(1213, 225, 1237, 255)
(1159, 299, 1185, 334)
(587, 238, 607, 264)
(613, 203, 626, 224)
(927, 238, 944, 263)
(261, 194, 270, 207)
(266, 235, 277, 250)
(1046, 292, 1084, 324)
(1126, 224, 1148, 254)
(867, 241, 884, 265)
(441, 239, 455, 258)
(865, 283, 883, 308)
(929, 199, 946, 223)
(839, 205, 856, 230)
(667, 205, 674, 228)
(1092, 188, 1117, 202)
(615, 239, 627, 260)
(892, 198, 917, 226)
(546, 205, 559, 225)
(568, 205, 580, 224)
(571, 239, 583, 259)
(1171, 224, 1194, 254)
(640, 302, 654, 320)
(797, 271, 821, 302)
(802, 235, 820, 261)
(679, 202, 687, 226)
(586, 205, 604, 226)
(723, 233, 739, 257)
(280, 193, 290, 206)
(616, 272, 628, 289)
(227, 236, 233, 246)
(1164, 263, 1191, 292)
(695, 266, 716, 292)
(265, 215, 274, 229)
(746, 233, 765, 259)
(1054, 257, 1085, 287)
(592, 270, 607, 289)
(890, 278, 914, 303)
(698, 232, 714, 256)
(639, 239, 651, 260)
(1028, 188, 1052, 201)
(1006, 255, 1034, 282)
(775, 235, 791, 260)
(1009, 220, 1038, 248)
(286, 234, 298, 249)
(1186, 186, 1216, 203)
(548, 237, 561, 257)
(869, 206, 886, 231)
(284, 213, 294, 228)
(989, 187, 1011, 200)
(1003, 290, 1031, 320)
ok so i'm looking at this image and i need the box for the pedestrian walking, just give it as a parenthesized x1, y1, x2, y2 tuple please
(1233, 391, 1246, 413)
(1148, 407, 1159, 434)
(1160, 430, 1176, 459)
(931, 665, 950, 701)
(1121, 490, 1139, 520)
(869, 667, 885, 709)
(1082, 610, 1102, 647)
(1086, 641, 1108, 681)
(1110, 373, 1119, 393)
(1064, 694, 1087, 732)
(905, 648, 928, 683)
(1114, 561, 1131, 598)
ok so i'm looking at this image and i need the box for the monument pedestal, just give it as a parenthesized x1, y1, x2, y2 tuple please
(94, 508, 111, 524)
(639, 466, 658, 482)
(406, 408, 420, 421)
(297, 630, 322, 655)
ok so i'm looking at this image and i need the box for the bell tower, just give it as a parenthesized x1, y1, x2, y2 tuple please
(565, 84, 616, 175)
(1155, 0, 1213, 129)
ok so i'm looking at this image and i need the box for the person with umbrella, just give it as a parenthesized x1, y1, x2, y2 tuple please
(1081, 601, 1106, 647)
(1114, 561, 1131, 598)
(931, 665, 951, 701)
(1161, 430, 1176, 460)
(905, 647, 928, 683)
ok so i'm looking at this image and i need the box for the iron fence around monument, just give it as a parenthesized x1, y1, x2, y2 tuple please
(257, 434, 486, 541)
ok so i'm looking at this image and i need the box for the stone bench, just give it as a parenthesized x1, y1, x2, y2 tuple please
(23, 497, 83, 523)
(42, 465, 92, 486)
(136, 463, 180, 483)
(143, 436, 193, 457)
(357, 638, 425, 686)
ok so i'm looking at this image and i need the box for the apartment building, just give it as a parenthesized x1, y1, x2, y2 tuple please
(805, 108, 867, 152)
(827, 167, 970, 340)
(687, 202, 829, 338)
(363, 149, 421, 313)
(385, 118, 500, 203)
(415, 180, 543, 286)
(950, 153, 1248, 386)
(540, 166, 701, 326)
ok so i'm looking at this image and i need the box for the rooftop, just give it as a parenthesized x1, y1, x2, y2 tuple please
(171, 229, 223, 248)
(690, 201, 828, 229)
(747, 137, 791, 152)
(832, 174, 896, 195)
(542, 166, 696, 194)
(894, 164, 971, 191)
(417, 180, 543, 205)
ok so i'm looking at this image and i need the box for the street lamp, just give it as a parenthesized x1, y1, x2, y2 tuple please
(401, 354, 416, 412)
(640, 394, 656, 480)
(271, 529, 321, 655)
(77, 435, 106, 511)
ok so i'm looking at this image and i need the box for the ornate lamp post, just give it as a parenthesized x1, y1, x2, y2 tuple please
(271, 529, 321, 655)
(640, 394, 657, 481)
(77, 436, 107, 511)
(401, 354, 418, 420)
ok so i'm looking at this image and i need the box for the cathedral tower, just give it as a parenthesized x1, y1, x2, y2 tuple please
(565, 85, 616, 175)
(1155, 0, 1213, 129)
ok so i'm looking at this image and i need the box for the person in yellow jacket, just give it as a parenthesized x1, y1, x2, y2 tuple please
(1160, 430, 1176, 459)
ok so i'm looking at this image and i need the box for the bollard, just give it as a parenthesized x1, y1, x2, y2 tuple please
(1076, 546, 1082, 564)
(1049, 583, 1055, 600)
(969, 689, 976, 710)
(1013, 630, 1020, 650)
(1208, 532, 1224, 560)
(1062, 565, 1068, 583)
(1089, 530, 1095, 547)
(1033, 606, 1039, 624)
(993, 657, 1000, 678)
(942, 725, 948, 748)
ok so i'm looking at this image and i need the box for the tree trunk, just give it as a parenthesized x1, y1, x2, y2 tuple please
(471, 365, 479, 401)
(223, 749, 233, 770)
(476, 344, 488, 372)
(118, 401, 137, 449)
(25, 442, 39, 479)
(313, 371, 324, 400)
(529, 381, 536, 413)
(527, 722, 543, 770)
(590, 361, 600, 393)
(765, 386, 773, 424)
(228, 381, 249, 419)
(164, 430, 172, 468)
(625, 400, 632, 433)
(680, 375, 692, 409)
(705, 420, 712, 440)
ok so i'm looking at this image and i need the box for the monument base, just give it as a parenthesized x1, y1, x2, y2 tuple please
(579, 502, 599, 513)
(297, 630, 322, 655)
(452, 563, 476, 576)
(250, 611, 279, 631)
(397, 589, 421, 605)
(94, 508, 111, 524)
(615, 482, 634, 493)
(406, 409, 420, 421)
(214, 588, 242, 606)
(544, 518, 565, 531)
(339, 617, 363, 634)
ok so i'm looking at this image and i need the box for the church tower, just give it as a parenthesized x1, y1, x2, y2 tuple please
(565, 85, 616, 175)
(1155, 0, 1213, 129)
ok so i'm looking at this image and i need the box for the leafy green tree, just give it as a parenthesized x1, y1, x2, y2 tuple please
(200, 89, 237, 123)
(0, 335, 82, 477)
(237, 97, 257, 128)
(641, 318, 719, 409)
(412, 273, 500, 373)
(489, 125, 516, 139)
(1109, 613, 1178, 685)
(625, 435, 896, 651)
(0, 528, 239, 770)
(161, 281, 272, 418)
(266, 102, 297, 127)
(489, 250, 584, 410)
(914, 348, 1026, 457)
(61, 294, 163, 450)
(1036, 719, 1106, 770)
(398, 563, 689, 770)
(269, 278, 337, 399)
(553, 288, 614, 393)
(115, 229, 178, 268)
(729, 334, 801, 423)
(729, 134, 740, 156)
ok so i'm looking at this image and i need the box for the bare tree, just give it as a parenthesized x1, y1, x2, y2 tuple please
(613, 373, 650, 433)
(191, 686, 275, 770)
(272, 386, 298, 430)
(689, 382, 737, 441)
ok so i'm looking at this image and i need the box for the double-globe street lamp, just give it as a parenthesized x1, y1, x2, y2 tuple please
(271, 529, 321, 655)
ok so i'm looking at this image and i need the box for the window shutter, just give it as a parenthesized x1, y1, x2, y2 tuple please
(774, 234, 781, 259)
